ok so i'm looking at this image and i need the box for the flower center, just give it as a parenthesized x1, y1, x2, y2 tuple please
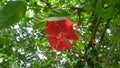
(57, 32, 66, 41)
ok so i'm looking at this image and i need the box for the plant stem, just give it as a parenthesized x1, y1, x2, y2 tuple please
(97, 19, 111, 49)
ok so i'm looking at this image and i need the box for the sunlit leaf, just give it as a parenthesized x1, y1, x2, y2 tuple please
(0, 58, 3, 63)
(32, 14, 47, 29)
(46, 17, 68, 21)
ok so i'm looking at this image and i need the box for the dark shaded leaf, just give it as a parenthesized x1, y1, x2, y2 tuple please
(47, 8, 70, 21)
(0, 1, 27, 29)
(96, 0, 115, 19)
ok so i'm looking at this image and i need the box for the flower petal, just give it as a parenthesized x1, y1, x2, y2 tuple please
(47, 36, 60, 50)
(46, 21, 59, 37)
(46, 19, 78, 52)
(65, 25, 78, 41)
(55, 38, 72, 52)
(57, 20, 78, 41)
(57, 20, 72, 32)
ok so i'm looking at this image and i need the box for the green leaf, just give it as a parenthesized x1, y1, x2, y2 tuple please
(96, 0, 115, 19)
(33, 61, 41, 68)
(107, 0, 120, 4)
(46, 17, 68, 21)
(72, 0, 80, 5)
(0, 53, 5, 63)
(48, 0, 55, 3)
(32, 14, 47, 29)
(0, 53, 4, 57)
(83, 2, 93, 11)
(33, 21, 47, 29)
(47, 8, 70, 21)
(115, 2, 120, 10)
(0, 58, 3, 63)
(0, 1, 27, 29)
(73, 61, 84, 68)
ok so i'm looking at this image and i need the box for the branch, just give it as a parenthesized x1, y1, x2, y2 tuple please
(40, 0, 52, 8)
(70, 6, 86, 12)
(84, 17, 101, 68)
(97, 19, 111, 49)
(86, 17, 101, 50)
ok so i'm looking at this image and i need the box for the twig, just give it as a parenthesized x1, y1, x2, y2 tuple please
(77, 7, 81, 26)
(86, 17, 101, 50)
(40, 0, 51, 8)
(70, 6, 86, 12)
(97, 19, 111, 49)
(84, 17, 101, 68)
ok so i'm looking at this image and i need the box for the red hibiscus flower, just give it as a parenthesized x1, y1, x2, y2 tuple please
(45, 20, 78, 52)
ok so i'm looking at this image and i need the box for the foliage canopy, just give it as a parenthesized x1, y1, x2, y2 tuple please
(0, 0, 120, 68)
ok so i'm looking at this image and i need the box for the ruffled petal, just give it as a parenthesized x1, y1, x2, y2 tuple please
(57, 20, 78, 41)
(47, 36, 60, 50)
(55, 38, 72, 52)
(46, 21, 59, 37)
(57, 20, 72, 32)
(65, 25, 78, 41)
